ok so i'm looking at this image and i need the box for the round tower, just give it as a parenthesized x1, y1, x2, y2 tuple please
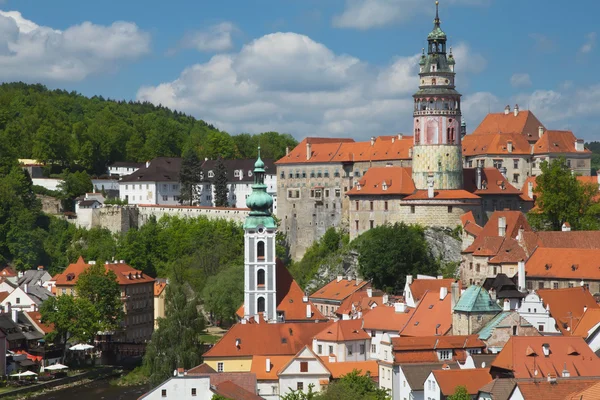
(412, 1, 463, 190)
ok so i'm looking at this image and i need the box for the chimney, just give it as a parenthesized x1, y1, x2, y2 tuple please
(440, 286, 448, 300)
(498, 216, 506, 237)
(584, 305, 588, 313)
(514, 104, 519, 116)
(367, 287, 373, 298)
(528, 181, 534, 199)
(518, 260, 526, 291)
(370, 137, 375, 146)
(562, 222, 571, 232)
(306, 304, 312, 319)
(356, 277, 362, 286)
(504, 105, 510, 115)
(266, 358, 271, 373)
(391, 137, 395, 143)
(408, 148, 413, 158)
(547, 374, 557, 383)
(23, 283, 28, 294)
(507, 141, 513, 153)
(542, 343, 550, 357)
(306, 142, 312, 161)
(329, 355, 336, 363)
(398, 134, 403, 140)
(285, 146, 289, 156)
(235, 338, 241, 348)
(538, 126, 544, 137)
(427, 175, 434, 199)
(451, 282, 460, 310)
(394, 302, 406, 313)
(18, 271, 23, 278)
(146, 160, 150, 168)
(302, 292, 308, 303)
(337, 275, 343, 283)
(476, 166, 483, 190)
(575, 139, 584, 152)
(382, 294, 389, 304)
(406, 275, 413, 285)
(37, 266, 44, 271)
(503, 299, 510, 312)
(489, 288, 496, 301)
(517, 225, 524, 241)
(11, 308, 18, 323)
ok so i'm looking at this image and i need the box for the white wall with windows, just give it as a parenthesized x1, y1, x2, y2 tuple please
(138, 375, 212, 399)
(423, 372, 442, 400)
(312, 338, 370, 362)
(278, 347, 330, 397)
(119, 181, 182, 205)
(516, 292, 560, 334)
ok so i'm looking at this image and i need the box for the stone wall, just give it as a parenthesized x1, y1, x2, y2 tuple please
(38, 195, 63, 215)
(452, 312, 497, 336)
(412, 145, 463, 190)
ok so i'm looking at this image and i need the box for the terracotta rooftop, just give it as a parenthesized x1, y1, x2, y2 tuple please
(361, 303, 414, 332)
(310, 277, 369, 303)
(460, 211, 482, 236)
(566, 380, 600, 400)
(154, 281, 167, 296)
(335, 290, 384, 317)
(186, 363, 217, 375)
(24, 311, 54, 334)
(407, 278, 460, 304)
(346, 167, 415, 196)
(463, 168, 523, 196)
(313, 319, 370, 342)
(471, 109, 545, 142)
(401, 363, 461, 391)
(250, 355, 293, 381)
(432, 368, 493, 396)
(477, 378, 517, 400)
(401, 290, 452, 337)
(491, 336, 600, 378)
(203, 321, 331, 358)
(210, 380, 262, 400)
(464, 211, 532, 255)
(0, 267, 17, 277)
(536, 231, 600, 249)
(0, 291, 10, 303)
(533, 130, 590, 154)
(526, 248, 600, 282)
(517, 379, 600, 400)
(403, 189, 480, 201)
(391, 335, 485, 352)
(573, 308, 600, 338)
(536, 287, 599, 335)
(54, 257, 154, 286)
(320, 359, 379, 379)
(463, 132, 532, 156)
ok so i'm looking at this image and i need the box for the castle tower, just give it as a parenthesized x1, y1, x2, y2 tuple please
(243, 147, 278, 322)
(412, 1, 463, 190)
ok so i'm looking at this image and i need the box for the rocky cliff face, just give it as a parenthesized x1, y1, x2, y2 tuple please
(304, 227, 462, 292)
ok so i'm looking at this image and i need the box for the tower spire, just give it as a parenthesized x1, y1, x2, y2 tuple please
(434, 1, 440, 27)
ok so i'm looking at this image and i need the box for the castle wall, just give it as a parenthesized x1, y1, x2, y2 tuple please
(412, 145, 463, 190)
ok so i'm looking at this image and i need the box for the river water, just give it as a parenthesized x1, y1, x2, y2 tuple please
(39, 379, 147, 400)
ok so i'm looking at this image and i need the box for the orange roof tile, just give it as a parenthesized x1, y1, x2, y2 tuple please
(460, 211, 483, 236)
(533, 130, 590, 154)
(565, 380, 600, 400)
(488, 238, 529, 264)
(526, 248, 600, 283)
(320, 359, 379, 379)
(433, 368, 493, 396)
(491, 336, 600, 378)
(54, 257, 154, 286)
(408, 279, 460, 304)
(276, 138, 354, 165)
(362, 304, 414, 332)
(0, 267, 17, 277)
(573, 309, 600, 338)
(535, 231, 600, 249)
(0, 291, 10, 303)
(391, 335, 485, 352)
(186, 363, 217, 375)
(346, 167, 415, 196)
(463, 211, 531, 255)
(401, 291, 452, 337)
(536, 287, 599, 335)
(211, 380, 262, 400)
(463, 168, 523, 196)
(154, 281, 167, 296)
(203, 321, 332, 358)
(250, 355, 293, 380)
(25, 311, 54, 334)
(403, 189, 480, 200)
(462, 132, 532, 156)
(335, 290, 384, 317)
(471, 110, 545, 142)
(310, 278, 369, 303)
(313, 319, 370, 342)
(517, 379, 600, 400)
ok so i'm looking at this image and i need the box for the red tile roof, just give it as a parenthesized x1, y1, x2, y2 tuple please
(25, 311, 54, 334)
(471, 110, 545, 142)
(533, 130, 590, 154)
(319, 359, 379, 379)
(346, 167, 415, 196)
(433, 368, 493, 396)
(362, 304, 414, 332)
(0, 291, 10, 303)
(573, 308, 600, 338)
(335, 290, 384, 318)
(463, 211, 532, 255)
(154, 281, 167, 296)
(536, 287, 599, 335)
(403, 189, 480, 200)
(526, 248, 600, 282)
(535, 231, 600, 249)
(310, 277, 369, 303)
(460, 211, 482, 236)
(491, 336, 600, 378)
(186, 363, 217, 375)
(391, 335, 485, 351)
(251, 355, 293, 380)
(0, 267, 17, 277)
(54, 257, 154, 286)
(211, 380, 262, 400)
(203, 321, 332, 358)
(565, 380, 600, 400)
(518, 379, 600, 400)
(313, 319, 370, 342)
(401, 291, 452, 337)
(463, 132, 532, 156)
(463, 168, 523, 196)
(408, 279, 460, 304)
(276, 138, 354, 165)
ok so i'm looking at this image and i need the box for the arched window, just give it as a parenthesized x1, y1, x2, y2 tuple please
(257, 269, 265, 286)
(257, 297, 265, 313)
(257, 241, 265, 260)
(432, 78, 436, 85)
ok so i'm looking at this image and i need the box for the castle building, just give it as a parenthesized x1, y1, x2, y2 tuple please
(412, 0, 463, 191)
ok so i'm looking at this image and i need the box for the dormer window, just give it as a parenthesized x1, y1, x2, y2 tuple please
(208, 171, 214, 178)
(234, 170, 240, 178)
(382, 182, 388, 191)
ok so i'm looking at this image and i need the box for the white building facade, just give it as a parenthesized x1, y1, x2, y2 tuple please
(278, 347, 330, 397)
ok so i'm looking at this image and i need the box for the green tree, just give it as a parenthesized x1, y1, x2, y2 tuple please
(179, 147, 203, 205)
(202, 264, 244, 325)
(280, 384, 318, 400)
(317, 370, 389, 400)
(75, 263, 123, 332)
(58, 170, 92, 211)
(447, 385, 470, 400)
(357, 223, 438, 293)
(213, 157, 229, 207)
(143, 282, 205, 386)
(528, 158, 600, 231)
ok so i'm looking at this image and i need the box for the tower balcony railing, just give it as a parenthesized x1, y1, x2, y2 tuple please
(413, 110, 459, 116)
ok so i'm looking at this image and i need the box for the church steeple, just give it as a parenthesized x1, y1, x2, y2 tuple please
(244, 146, 276, 228)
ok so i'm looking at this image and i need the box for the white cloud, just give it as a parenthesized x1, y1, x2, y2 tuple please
(178, 22, 236, 53)
(510, 73, 532, 88)
(529, 33, 556, 53)
(332, 0, 489, 30)
(579, 32, 596, 55)
(137, 32, 486, 139)
(0, 10, 150, 81)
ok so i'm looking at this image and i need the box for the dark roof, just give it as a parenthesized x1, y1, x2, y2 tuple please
(471, 354, 498, 369)
(201, 159, 276, 183)
(211, 381, 262, 400)
(109, 161, 145, 168)
(78, 200, 100, 207)
(120, 157, 182, 183)
(18, 270, 51, 286)
(482, 274, 525, 299)
(478, 378, 517, 400)
(401, 363, 459, 391)
(0, 315, 26, 341)
(187, 363, 217, 375)
(19, 284, 54, 304)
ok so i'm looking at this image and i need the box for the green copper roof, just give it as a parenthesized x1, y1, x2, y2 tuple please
(454, 286, 502, 313)
(244, 146, 276, 229)
(478, 311, 533, 340)
(428, 2, 447, 41)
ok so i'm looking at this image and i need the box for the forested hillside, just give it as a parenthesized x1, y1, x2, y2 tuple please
(0, 82, 297, 175)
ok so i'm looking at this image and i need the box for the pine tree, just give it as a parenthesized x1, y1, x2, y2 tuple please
(213, 157, 229, 207)
(179, 148, 202, 205)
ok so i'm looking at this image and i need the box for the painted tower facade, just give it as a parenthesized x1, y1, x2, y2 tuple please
(243, 148, 278, 321)
(412, 1, 463, 190)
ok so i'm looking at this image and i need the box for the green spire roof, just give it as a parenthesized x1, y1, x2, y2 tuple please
(427, 1, 447, 41)
(453, 286, 502, 313)
(244, 146, 276, 229)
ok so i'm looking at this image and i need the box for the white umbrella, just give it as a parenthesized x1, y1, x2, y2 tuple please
(44, 364, 68, 371)
(69, 344, 94, 351)
(11, 371, 37, 377)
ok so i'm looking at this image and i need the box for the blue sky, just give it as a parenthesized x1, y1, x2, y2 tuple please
(0, 0, 598, 141)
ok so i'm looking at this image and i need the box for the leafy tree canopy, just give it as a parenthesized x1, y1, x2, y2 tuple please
(281, 370, 389, 400)
(202, 264, 244, 325)
(179, 147, 202, 206)
(213, 157, 229, 207)
(447, 385, 470, 400)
